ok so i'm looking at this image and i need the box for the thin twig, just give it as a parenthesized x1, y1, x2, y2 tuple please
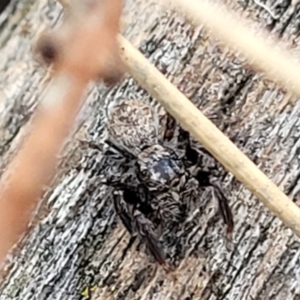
(162, 0, 300, 98)
(0, 0, 123, 267)
(118, 35, 300, 237)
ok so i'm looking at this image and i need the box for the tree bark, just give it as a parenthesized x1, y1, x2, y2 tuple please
(1, 0, 300, 299)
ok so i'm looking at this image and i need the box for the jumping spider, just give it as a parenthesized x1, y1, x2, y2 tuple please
(96, 99, 234, 270)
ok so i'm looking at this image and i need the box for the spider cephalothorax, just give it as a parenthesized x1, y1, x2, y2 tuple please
(98, 99, 234, 270)
(137, 144, 185, 192)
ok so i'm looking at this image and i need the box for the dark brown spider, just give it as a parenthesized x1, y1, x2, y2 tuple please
(97, 99, 234, 270)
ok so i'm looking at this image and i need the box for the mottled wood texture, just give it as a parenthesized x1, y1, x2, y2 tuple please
(0, 0, 300, 299)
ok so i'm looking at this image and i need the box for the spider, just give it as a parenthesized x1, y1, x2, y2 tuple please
(96, 99, 234, 270)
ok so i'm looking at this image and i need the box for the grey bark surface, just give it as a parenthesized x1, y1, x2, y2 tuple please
(0, 0, 300, 299)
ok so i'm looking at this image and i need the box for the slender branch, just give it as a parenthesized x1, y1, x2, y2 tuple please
(0, 0, 123, 267)
(161, 0, 300, 98)
(118, 35, 300, 237)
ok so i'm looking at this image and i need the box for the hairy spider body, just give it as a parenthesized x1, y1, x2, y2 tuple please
(99, 99, 234, 270)
(106, 99, 159, 156)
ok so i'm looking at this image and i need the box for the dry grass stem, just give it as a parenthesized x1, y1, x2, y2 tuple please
(0, 0, 123, 267)
(163, 0, 300, 98)
(119, 35, 300, 238)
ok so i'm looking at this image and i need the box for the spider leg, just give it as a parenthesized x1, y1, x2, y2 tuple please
(113, 187, 170, 270)
(105, 139, 135, 160)
(132, 208, 168, 268)
(117, 186, 170, 270)
(77, 138, 107, 152)
(177, 128, 234, 238)
(211, 182, 234, 238)
(161, 118, 234, 237)
(120, 184, 154, 215)
(121, 186, 168, 268)
(178, 127, 218, 170)
(162, 112, 177, 141)
(195, 170, 234, 238)
(179, 128, 199, 165)
(113, 191, 134, 234)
